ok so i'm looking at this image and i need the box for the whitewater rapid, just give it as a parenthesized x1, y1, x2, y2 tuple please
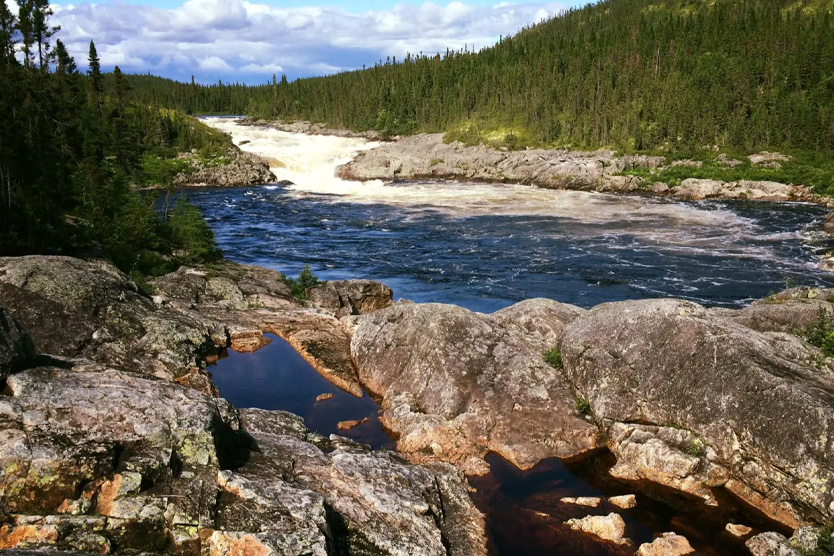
(202, 117, 825, 254)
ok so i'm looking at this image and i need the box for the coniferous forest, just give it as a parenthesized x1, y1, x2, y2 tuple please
(3, 0, 834, 270)
(0, 0, 224, 278)
(122, 0, 834, 157)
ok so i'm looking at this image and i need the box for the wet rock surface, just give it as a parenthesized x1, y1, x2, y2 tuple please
(351, 301, 600, 475)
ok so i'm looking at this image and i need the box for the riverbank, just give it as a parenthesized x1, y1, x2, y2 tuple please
(1, 254, 832, 555)
(236, 118, 834, 208)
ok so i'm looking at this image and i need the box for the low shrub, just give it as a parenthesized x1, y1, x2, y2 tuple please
(805, 308, 834, 357)
(543, 346, 563, 369)
(575, 396, 592, 415)
(285, 265, 322, 300)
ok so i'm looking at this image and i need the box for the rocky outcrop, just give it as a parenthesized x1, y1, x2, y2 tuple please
(334, 133, 833, 205)
(348, 287, 834, 536)
(307, 280, 394, 318)
(0, 256, 218, 386)
(561, 298, 834, 528)
(337, 133, 663, 191)
(746, 532, 801, 556)
(351, 301, 599, 475)
(726, 287, 834, 334)
(0, 363, 486, 555)
(0, 257, 392, 398)
(564, 513, 630, 545)
(172, 149, 276, 188)
(671, 178, 801, 202)
(148, 263, 374, 396)
(243, 118, 387, 141)
(0, 307, 34, 379)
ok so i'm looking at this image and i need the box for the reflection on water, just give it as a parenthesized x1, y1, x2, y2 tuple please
(209, 334, 393, 450)
(211, 339, 788, 556)
(471, 453, 787, 556)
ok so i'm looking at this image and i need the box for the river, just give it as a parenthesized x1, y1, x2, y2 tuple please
(193, 118, 834, 313)
(199, 117, 825, 555)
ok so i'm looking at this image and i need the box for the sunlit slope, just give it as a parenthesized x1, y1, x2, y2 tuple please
(125, 0, 834, 154)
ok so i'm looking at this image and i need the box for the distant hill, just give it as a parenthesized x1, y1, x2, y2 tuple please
(127, 0, 834, 154)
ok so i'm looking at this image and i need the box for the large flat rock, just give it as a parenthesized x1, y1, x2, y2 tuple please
(561, 298, 834, 527)
(351, 301, 598, 474)
(0, 256, 217, 383)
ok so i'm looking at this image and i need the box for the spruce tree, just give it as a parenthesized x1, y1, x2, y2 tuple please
(0, 1, 17, 65)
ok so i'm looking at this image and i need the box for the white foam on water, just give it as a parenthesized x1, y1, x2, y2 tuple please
(203, 117, 383, 193)
(203, 118, 805, 259)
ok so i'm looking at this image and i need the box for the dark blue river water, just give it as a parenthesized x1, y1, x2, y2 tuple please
(197, 179, 816, 556)
(187, 182, 834, 312)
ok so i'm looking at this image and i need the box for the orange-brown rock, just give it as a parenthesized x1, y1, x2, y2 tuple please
(337, 417, 369, 431)
(636, 532, 694, 556)
(565, 513, 630, 546)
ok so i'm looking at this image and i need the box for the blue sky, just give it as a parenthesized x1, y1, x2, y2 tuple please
(31, 0, 581, 84)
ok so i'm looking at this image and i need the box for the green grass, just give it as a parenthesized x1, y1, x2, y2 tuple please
(574, 396, 592, 415)
(621, 149, 834, 194)
(543, 347, 563, 369)
(798, 525, 834, 556)
(804, 308, 834, 357)
(685, 440, 704, 458)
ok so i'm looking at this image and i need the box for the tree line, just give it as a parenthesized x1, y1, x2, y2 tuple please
(0, 0, 223, 280)
(124, 0, 834, 155)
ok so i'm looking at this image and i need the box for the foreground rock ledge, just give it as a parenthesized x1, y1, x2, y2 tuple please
(562, 298, 834, 528)
(351, 300, 598, 475)
(0, 256, 393, 397)
(352, 293, 834, 531)
(3, 253, 834, 552)
(0, 364, 486, 555)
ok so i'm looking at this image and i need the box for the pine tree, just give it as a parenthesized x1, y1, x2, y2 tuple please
(31, 0, 58, 70)
(0, 1, 17, 66)
(15, 0, 34, 68)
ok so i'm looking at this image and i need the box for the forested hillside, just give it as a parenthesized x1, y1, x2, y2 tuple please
(0, 1, 223, 279)
(130, 0, 834, 155)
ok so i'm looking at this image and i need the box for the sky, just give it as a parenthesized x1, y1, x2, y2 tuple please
(16, 0, 583, 84)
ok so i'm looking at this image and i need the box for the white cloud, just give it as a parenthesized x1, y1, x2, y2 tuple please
(48, 0, 573, 83)
(198, 56, 234, 72)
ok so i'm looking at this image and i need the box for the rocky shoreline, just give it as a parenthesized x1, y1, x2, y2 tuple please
(235, 119, 833, 208)
(141, 145, 276, 191)
(336, 133, 834, 207)
(241, 117, 388, 142)
(2, 254, 834, 555)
